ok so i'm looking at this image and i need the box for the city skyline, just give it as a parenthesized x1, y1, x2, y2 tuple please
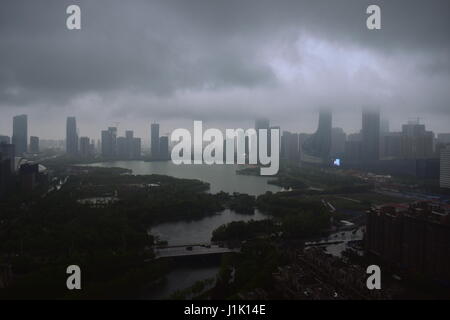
(0, 0, 449, 138)
(1, 110, 447, 145)
(1, 1, 450, 302)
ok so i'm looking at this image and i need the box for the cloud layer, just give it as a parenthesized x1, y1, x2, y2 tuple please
(0, 0, 449, 139)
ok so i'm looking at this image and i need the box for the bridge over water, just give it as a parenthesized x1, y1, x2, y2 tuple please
(152, 228, 363, 260)
(153, 244, 239, 259)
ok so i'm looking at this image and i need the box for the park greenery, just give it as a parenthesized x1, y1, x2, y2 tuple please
(0, 160, 380, 299)
(0, 166, 226, 298)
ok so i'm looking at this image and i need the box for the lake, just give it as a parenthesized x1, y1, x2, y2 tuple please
(85, 160, 280, 298)
(85, 161, 280, 195)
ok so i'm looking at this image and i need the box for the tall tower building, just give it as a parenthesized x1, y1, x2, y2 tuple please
(159, 136, 169, 160)
(361, 109, 380, 163)
(66, 117, 79, 155)
(255, 118, 270, 132)
(380, 117, 390, 134)
(0, 136, 10, 144)
(29, 136, 39, 154)
(400, 120, 434, 159)
(12, 114, 28, 156)
(331, 127, 347, 158)
(125, 130, 134, 159)
(440, 147, 450, 189)
(302, 109, 332, 163)
(151, 123, 160, 160)
(101, 127, 117, 158)
(132, 138, 141, 159)
(255, 118, 270, 162)
(79, 137, 91, 158)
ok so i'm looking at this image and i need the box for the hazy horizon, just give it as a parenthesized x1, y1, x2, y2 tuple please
(1, 0, 449, 140)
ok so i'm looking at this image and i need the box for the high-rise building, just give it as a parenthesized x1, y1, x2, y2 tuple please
(361, 109, 380, 163)
(0, 143, 15, 199)
(288, 132, 301, 164)
(0, 143, 15, 173)
(79, 137, 91, 158)
(0, 151, 12, 199)
(151, 123, 160, 160)
(116, 137, 127, 158)
(380, 117, 390, 134)
(344, 140, 362, 164)
(12, 114, 28, 156)
(268, 125, 281, 157)
(101, 127, 117, 158)
(347, 132, 361, 141)
(125, 130, 134, 159)
(255, 118, 270, 132)
(400, 120, 434, 159)
(0, 136, 10, 144)
(331, 127, 346, 158)
(255, 118, 270, 162)
(66, 117, 78, 155)
(302, 109, 332, 163)
(19, 163, 39, 192)
(29, 136, 39, 154)
(381, 132, 402, 159)
(159, 136, 170, 160)
(132, 138, 141, 159)
(437, 133, 450, 145)
(440, 146, 450, 189)
(281, 131, 302, 164)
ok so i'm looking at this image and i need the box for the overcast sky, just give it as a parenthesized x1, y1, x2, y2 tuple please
(0, 0, 449, 141)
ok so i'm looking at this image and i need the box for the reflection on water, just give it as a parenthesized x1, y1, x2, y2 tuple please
(85, 161, 280, 195)
(150, 209, 268, 246)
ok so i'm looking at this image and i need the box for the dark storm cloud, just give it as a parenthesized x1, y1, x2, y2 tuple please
(0, 0, 449, 137)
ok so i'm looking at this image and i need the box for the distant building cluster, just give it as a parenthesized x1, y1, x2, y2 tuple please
(274, 109, 450, 186)
(100, 122, 168, 160)
(2, 109, 450, 191)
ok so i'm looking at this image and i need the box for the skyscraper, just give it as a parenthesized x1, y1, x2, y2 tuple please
(361, 109, 380, 163)
(0, 146, 14, 199)
(331, 127, 347, 158)
(302, 109, 332, 163)
(400, 120, 434, 159)
(117, 137, 127, 158)
(101, 127, 117, 158)
(66, 117, 78, 155)
(380, 117, 390, 134)
(255, 118, 270, 163)
(159, 136, 169, 160)
(12, 114, 28, 156)
(282, 131, 301, 164)
(151, 123, 160, 160)
(255, 118, 270, 132)
(0, 136, 10, 144)
(29, 136, 39, 154)
(132, 138, 141, 159)
(125, 130, 134, 159)
(440, 146, 450, 189)
(0, 143, 15, 173)
(79, 137, 91, 158)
